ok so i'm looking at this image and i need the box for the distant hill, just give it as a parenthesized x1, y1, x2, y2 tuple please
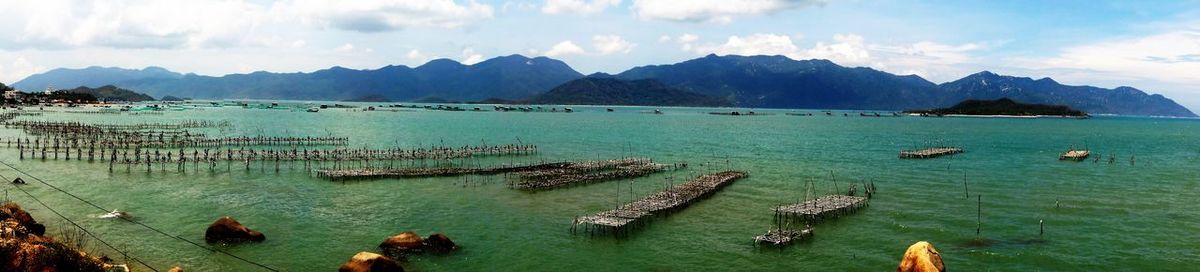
(939, 71, 1194, 117)
(65, 85, 155, 102)
(617, 54, 946, 110)
(529, 77, 732, 107)
(617, 54, 1194, 117)
(14, 54, 1195, 117)
(15, 55, 583, 102)
(908, 98, 1087, 116)
(13, 66, 181, 91)
(342, 94, 391, 102)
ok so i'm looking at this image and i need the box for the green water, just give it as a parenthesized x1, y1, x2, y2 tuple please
(3, 104, 1198, 271)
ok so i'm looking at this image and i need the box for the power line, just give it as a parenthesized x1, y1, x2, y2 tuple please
(0, 160, 278, 271)
(1, 172, 158, 272)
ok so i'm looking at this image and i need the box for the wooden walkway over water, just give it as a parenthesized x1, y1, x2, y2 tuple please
(572, 171, 747, 236)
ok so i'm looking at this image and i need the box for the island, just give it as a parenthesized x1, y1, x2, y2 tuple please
(906, 98, 1088, 118)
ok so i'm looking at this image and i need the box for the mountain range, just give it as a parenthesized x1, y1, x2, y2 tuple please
(10, 54, 1195, 117)
(527, 77, 732, 107)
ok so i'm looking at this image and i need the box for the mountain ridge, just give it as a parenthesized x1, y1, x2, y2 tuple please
(10, 54, 1194, 117)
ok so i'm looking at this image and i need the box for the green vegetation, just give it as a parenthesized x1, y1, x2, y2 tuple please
(529, 77, 733, 107)
(907, 98, 1087, 117)
(66, 85, 154, 102)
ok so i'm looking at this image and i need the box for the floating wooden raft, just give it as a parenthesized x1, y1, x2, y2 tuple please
(1059, 149, 1090, 161)
(753, 227, 813, 246)
(573, 171, 748, 235)
(775, 195, 868, 223)
(899, 147, 963, 159)
(513, 158, 670, 191)
(316, 161, 572, 181)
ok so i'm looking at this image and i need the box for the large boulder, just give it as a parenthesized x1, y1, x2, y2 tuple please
(379, 231, 424, 254)
(204, 216, 265, 243)
(424, 233, 458, 253)
(0, 202, 45, 236)
(897, 241, 945, 272)
(338, 252, 403, 272)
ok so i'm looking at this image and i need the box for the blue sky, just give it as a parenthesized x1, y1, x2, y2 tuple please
(1, 0, 1198, 109)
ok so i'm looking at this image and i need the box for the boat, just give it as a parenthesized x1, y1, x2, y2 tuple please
(306, 107, 320, 112)
(99, 209, 131, 219)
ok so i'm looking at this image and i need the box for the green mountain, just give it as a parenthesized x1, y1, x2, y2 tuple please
(908, 98, 1087, 116)
(13, 54, 1195, 117)
(13, 66, 182, 91)
(939, 71, 1194, 117)
(16, 55, 583, 102)
(616, 54, 1194, 117)
(65, 85, 155, 102)
(528, 77, 732, 107)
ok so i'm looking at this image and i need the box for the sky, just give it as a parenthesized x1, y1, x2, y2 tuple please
(0, 0, 1199, 109)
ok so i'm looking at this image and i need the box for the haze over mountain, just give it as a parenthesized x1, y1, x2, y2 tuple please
(11, 54, 1195, 117)
(527, 77, 732, 107)
(15, 55, 582, 102)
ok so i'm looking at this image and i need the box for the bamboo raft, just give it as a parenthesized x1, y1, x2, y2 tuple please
(1060, 149, 1090, 161)
(512, 158, 675, 190)
(774, 195, 869, 223)
(12, 141, 536, 173)
(572, 171, 748, 235)
(315, 161, 572, 181)
(8, 134, 349, 149)
(899, 147, 963, 159)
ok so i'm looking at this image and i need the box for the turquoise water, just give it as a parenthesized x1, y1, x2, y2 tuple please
(2, 104, 1198, 271)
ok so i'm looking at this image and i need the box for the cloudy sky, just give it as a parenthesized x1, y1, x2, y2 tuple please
(1, 0, 1199, 108)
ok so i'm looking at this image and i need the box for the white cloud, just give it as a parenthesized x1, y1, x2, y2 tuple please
(544, 40, 586, 57)
(677, 33, 700, 43)
(592, 35, 636, 54)
(658, 35, 672, 43)
(460, 48, 484, 64)
(694, 33, 798, 57)
(803, 34, 870, 64)
(1021, 30, 1200, 84)
(541, 0, 621, 15)
(335, 43, 356, 52)
(632, 0, 824, 23)
(676, 33, 700, 51)
(274, 0, 495, 32)
(689, 33, 987, 81)
(0, 56, 47, 86)
(0, 0, 267, 49)
(407, 49, 426, 60)
(290, 40, 307, 48)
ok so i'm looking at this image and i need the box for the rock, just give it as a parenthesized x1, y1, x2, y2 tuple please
(338, 252, 403, 272)
(168, 266, 184, 272)
(898, 241, 945, 272)
(423, 233, 458, 253)
(204, 216, 265, 243)
(0, 202, 45, 236)
(379, 231, 424, 254)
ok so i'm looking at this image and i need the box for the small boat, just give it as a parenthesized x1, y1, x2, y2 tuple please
(306, 107, 320, 112)
(99, 209, 131, 219)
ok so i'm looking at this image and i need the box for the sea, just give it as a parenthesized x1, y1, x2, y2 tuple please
(2, 102, 1197, 271)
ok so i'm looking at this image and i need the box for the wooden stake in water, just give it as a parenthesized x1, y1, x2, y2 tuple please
(963, 171, 969, 199)
(976, 194, 982, 239)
